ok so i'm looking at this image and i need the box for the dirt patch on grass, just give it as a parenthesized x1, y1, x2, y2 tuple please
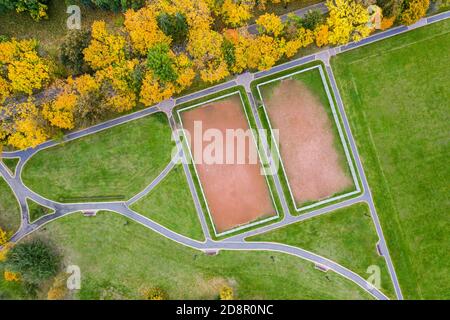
(181, 95, 275, 233)
(264, 79, 352, 204)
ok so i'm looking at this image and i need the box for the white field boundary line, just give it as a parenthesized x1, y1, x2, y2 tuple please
(176, 90, 281, 237)
(255, 64, 361, 213)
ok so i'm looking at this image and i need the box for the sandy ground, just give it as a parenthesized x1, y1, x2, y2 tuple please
(182, 95, 275, 233)
(264, 79, 352, 204)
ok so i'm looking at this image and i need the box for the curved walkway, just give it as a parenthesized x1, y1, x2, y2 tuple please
(1, 10, 448, 300)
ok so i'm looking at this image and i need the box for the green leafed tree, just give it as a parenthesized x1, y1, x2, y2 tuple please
(146, 43, 178, 83)
(156, 12, 189, 43)
(4, 239, 60, 284)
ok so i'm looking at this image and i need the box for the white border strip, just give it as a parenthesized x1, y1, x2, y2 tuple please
(176, 90, 281, 237)
(255, 64, 361, 213)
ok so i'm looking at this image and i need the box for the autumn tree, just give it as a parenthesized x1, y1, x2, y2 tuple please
(144, 287, 167, 300)
(124, 6, 171, 56)
(314, 24, 330, 47)
(47, 273, 68, 300)
(326, 0, 371, 45)
(400, 0, 430, 25)
(4, 270, 20, 282)
(0, 227, 7, 246)
(188, 27, 229, 83)
(256, 13, 284, 37)
(220, 0, 253, 27)
(219, 286, 234, 300)
(0, 38, 50, 96)
(83, 21, 127, 70)
(284, 27, 314, 57)
(4, 100, 48, 149)
(42, 90, 77, 130)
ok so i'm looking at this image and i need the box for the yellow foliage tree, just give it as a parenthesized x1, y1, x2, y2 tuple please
(256, 13, 284, 37)
(314, 24, 330, 47)
(0, 227, 8, 246)
(4, 270, 20, 282)
(6, 100, 48, 150)
(124, 6, 171, 55)
(144, 287, 167, 300)
(42, 92, 77, 130)
(83, 21, 126, 70)
(0, 39, 50, 96)
(247, 35, 285, 71)
(0, 242, 13, 262)
(326, 0, 371, 45)
(221, 0, 253, 27)
(47, 274, 68, 300)
(401, 0, 430, 25)
(380, 16, 396, 30)
(219, 286, 234, 300)
(140, 72, 176, 106)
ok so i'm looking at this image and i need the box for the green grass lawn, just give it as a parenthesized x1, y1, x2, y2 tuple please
(331, 20, 450, 299)
(1, 158, 19, 176)
(130, 164, 204, 242)
(22, 112, 174, 202)
(30, 210, 372, 300)
(27, 199, 54, 223)
(248, 202, 396, 299)
(0, 177, 21, 234)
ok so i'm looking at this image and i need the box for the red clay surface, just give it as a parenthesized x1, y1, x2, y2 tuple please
(181, 95, 275, 233)
(263, 79, 352, 204)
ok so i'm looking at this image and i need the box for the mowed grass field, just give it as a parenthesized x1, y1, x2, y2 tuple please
(0, 177, 21, 233)
(130, 165, 205, 241)
(31, 211, 372, 300)
(22, 112, 174, 202)
(248, 202, 396, 299)
(331, 20, 450, 299)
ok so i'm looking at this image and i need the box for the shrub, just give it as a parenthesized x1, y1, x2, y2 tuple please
(4, 239, 60, 284)
(47, 273, 68, 300)
(144, 287, 167, 300)
(219, 286, 233, 300)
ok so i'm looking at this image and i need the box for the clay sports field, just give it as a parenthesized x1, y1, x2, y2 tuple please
(179, 93, 277, 234)
(257, 66, 356, 208)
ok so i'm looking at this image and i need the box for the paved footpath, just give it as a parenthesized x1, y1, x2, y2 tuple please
(1, 10, 448, 300)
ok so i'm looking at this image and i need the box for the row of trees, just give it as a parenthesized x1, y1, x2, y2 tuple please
(0, 0, 433, 151)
